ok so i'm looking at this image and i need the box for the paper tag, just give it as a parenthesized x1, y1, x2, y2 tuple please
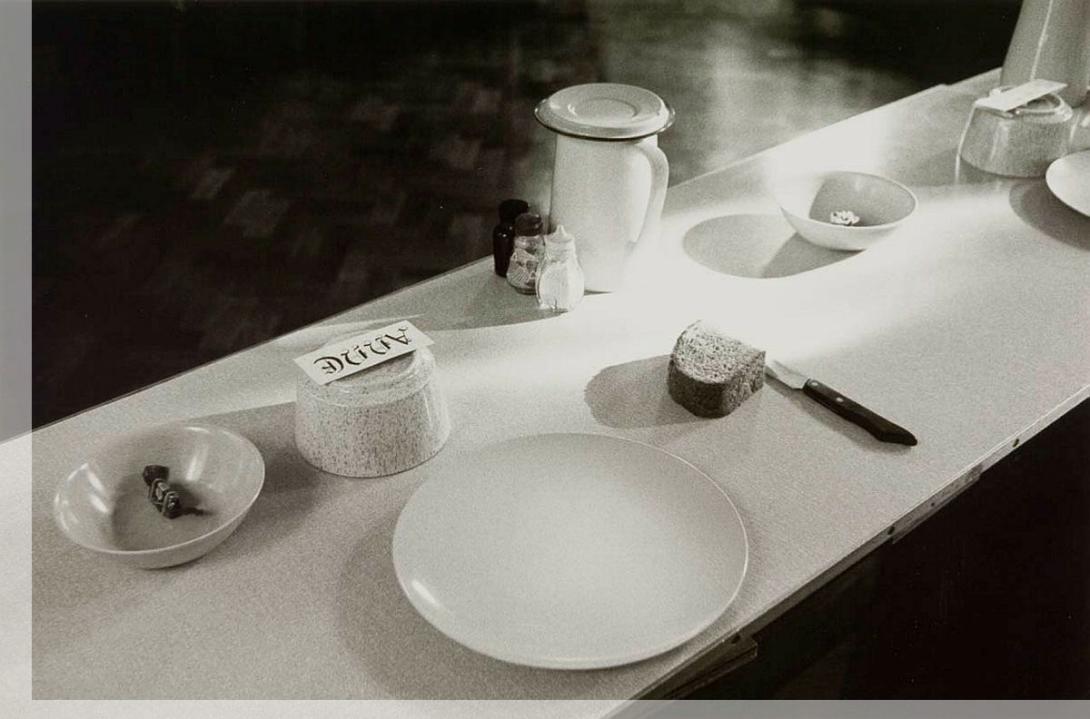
(975, 79, 1067, 113)
(294, 320, 433, 385)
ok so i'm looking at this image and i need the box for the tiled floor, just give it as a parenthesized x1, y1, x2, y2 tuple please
(32, 0, 1017, 426)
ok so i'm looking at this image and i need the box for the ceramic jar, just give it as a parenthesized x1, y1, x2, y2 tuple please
(959, 88, 1074, 177)
(294, 345, 451, 477)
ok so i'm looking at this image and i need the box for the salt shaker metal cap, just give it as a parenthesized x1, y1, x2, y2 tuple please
(515, 212, 543, 236)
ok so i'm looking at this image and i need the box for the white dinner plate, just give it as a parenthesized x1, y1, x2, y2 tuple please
(1046, 150, 1090, 217)
(392, 433, 748, 669)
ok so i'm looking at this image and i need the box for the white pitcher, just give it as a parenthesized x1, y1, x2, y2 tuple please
(536, 84, 673, 292)
(1001, 0, 1090, 108)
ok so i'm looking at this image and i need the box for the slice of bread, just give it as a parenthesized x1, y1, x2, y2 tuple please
(668, 321, 765, 418)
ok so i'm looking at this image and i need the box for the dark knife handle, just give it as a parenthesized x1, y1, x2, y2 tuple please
(802, 379, 918, 446)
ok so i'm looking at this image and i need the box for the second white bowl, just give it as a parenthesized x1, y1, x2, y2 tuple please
(773, 171, 917, 251)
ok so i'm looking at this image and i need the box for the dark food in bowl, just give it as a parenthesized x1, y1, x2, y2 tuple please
(142, 464, 206, 519)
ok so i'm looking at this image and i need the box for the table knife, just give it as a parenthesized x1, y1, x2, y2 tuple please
(765, 358, 918, 446)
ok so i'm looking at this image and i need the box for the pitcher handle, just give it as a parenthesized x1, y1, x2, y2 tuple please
(632, 142, 669, 245)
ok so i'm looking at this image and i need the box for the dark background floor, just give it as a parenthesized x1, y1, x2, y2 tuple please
(32, 0, 1020, 427)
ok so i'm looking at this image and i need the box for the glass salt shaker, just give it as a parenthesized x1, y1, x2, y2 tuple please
(535, 224, 584, 312)
(506, 212, 544, 294)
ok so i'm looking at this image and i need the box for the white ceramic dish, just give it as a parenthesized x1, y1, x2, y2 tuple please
(53, 423, 265, 569)
(773, 171, 918, 251)
(1046, 150, 1090, 217)
(392, 433, 748, 669)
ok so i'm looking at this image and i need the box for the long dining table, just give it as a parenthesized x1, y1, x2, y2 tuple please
(14, 68, 1090, 712)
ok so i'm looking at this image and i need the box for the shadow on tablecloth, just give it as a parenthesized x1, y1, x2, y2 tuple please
(584, 355, 703, 430)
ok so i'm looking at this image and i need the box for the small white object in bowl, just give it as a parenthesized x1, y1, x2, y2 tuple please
(52, 423, 265, 569)
(773, 171, 918, 251)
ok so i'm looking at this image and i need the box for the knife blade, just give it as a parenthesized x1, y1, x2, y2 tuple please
(765, 358, 918, 446)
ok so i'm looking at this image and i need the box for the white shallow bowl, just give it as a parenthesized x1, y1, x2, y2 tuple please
(392, 433, 749, 669)
(53, 423, 265, 569)
(773, 171, 918, 251)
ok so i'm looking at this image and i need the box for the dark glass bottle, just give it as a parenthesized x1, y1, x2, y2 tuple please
(492, 199, 529, 277)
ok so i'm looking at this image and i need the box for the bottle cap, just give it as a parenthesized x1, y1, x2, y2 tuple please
(545, 224, 576, 248)
(514, 212, 543, 236)
(498, 199, 529, 223)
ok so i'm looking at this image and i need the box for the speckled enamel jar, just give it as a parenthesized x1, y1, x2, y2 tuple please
(294, 346, 451, 477)
(959, 89, 1074, 178)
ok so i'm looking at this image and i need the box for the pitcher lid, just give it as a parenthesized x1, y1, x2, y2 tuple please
(535, 83, 674, 141)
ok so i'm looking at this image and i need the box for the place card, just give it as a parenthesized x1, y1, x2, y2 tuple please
(294, 320, 433, 385)
(975, 79, 1068, 113)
